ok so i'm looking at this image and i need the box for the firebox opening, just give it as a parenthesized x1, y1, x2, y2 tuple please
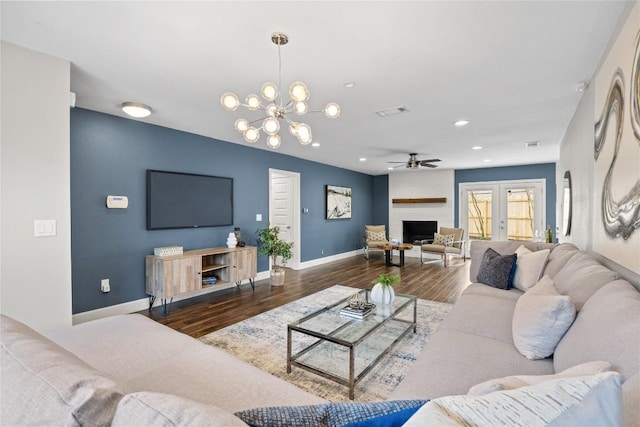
(403, 221, 438, 244)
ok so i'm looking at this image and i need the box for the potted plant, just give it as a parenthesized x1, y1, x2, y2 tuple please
(256, 225, 293, 286)
(370, 273, 400, 305)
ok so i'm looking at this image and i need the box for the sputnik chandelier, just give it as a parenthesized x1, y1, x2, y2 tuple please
(220, 32, 340, 149)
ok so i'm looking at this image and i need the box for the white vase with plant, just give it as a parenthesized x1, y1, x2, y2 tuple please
(370, 273, 399, 305)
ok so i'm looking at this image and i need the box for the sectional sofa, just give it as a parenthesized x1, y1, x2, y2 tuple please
(1, 240, 639, 426)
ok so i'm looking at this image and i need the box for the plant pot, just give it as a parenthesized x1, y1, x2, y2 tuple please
(370, 283, 395, 305)
(270, 269, 286, 286)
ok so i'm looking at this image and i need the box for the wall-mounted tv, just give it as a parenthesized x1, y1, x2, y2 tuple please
(146, 170, 233, 230)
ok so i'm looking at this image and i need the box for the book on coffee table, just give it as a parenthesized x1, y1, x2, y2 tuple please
(340, 302, 376, 319)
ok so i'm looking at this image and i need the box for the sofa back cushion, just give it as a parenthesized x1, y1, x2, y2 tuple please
(552, 251, 618, 310)
(543, 243, 579, 278)
(554, 280, 640, 382)
(0, 315, 122, 426)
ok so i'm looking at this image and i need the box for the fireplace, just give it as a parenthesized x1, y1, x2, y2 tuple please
(403, 221, 438, 244)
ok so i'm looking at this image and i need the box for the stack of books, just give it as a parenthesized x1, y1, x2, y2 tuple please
(340, 302, 376, 319)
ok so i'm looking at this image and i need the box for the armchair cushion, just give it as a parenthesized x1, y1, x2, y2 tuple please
(434, 233, 455, 247)
(364, 225, 387, 243)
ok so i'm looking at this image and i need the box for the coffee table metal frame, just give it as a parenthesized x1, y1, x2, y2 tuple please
(287, 289, 417, 399)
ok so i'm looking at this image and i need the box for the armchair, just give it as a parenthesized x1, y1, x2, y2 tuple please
(420, 227, 466, 267)
(363, 225, 389, 260)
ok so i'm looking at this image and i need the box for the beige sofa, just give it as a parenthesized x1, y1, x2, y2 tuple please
(2, 240, 639, 425)
(390, 241, 640, 426)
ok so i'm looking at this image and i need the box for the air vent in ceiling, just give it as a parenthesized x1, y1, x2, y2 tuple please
(376, 106, 409, 117)
(525, 141, 540, 148)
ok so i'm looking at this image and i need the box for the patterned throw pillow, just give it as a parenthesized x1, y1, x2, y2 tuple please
(433, 233, 455, 247)
(366, 230, 386, 242)
(476, 248, 517, 289)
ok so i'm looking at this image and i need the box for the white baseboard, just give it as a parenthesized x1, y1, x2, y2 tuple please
(72, 252, 360, 325)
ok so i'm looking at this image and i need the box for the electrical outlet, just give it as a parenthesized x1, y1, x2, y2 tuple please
(101, 279, 110, 293)
(321, 249, 324, 255)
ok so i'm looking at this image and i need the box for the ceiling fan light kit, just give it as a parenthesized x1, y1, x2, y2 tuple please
(220, 32, 340, 148)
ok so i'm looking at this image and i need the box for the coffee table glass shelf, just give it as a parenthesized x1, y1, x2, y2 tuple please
(287, 289, 417, 399)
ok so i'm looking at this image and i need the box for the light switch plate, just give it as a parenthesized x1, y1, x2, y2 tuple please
(34, 220, 56, 237)
(256, 214, 262, 222)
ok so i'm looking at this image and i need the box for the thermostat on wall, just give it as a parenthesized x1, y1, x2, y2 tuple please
(106, 195, 128, 209)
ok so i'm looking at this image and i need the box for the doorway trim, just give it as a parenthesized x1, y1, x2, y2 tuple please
(268, 168, 301, 270)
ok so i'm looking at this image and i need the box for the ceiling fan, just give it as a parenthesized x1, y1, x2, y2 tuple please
(388, 153, 441, 169)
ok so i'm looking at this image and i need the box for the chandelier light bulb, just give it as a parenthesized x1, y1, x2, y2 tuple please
(289, 122, 299, 136)
(266, 134, 281, 149)
(220, 93, 239, 111)
(234, 119, 249, 133)
(324, 103, 341, 119)
(266, 103, 278, 117)
(289, 82, 309, 102)
(261, 82, 278, 101)
(263, 117, 280, 135)
(296, 123, 312, 145)
(294, 101, 308, 115)
(243, 127, 260, 143)
(245, 94, 261, 111)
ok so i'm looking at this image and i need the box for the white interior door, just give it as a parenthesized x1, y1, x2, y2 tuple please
(269, 169, 300, 270)
(460, 179, 545, 248)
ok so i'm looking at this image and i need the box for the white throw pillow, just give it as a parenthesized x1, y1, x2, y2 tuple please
(404, 372, 622, 427)
(468, 360, 612, 395)
(513, 245, 550, 291)
(512, 275, 576, 359)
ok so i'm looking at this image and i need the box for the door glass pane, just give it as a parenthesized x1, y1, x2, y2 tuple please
(507, 188, 535, 241)
(467, 190, 492, 241)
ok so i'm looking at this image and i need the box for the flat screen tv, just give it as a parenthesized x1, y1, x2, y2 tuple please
(146, 170, 233, 230)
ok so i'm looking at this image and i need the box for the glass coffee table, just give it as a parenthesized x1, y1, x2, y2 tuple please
(287, 289, 417, 399)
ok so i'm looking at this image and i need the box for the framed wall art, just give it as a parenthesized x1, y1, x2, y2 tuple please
(326, 185, 352, 219)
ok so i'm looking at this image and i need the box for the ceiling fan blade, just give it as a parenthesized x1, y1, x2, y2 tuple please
(419, 159, 441, 165)
(387, 161, 407, 163)
(422, 163, 439, 168)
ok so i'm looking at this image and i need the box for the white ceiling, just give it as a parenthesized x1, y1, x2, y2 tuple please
(1, 1, 631, 175)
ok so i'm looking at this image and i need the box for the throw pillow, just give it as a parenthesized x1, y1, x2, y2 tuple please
(112, 392, 247, 427)
(476, 248, 517, 289)
(403, 372, 622, 427)
(467, 360, 612, 395)
(512, 276, 576, 359)
(366, 230, 386, 242)
(433, 233, 455, 247)
(235, 399, 427, 427)
(512, 245, 550, 291)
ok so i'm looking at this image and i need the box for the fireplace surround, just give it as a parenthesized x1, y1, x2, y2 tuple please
(403, 220, 438, 244)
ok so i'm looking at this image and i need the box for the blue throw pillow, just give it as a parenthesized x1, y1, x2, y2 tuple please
(477, 248, 517, 289)
(234, 399, 427, 427)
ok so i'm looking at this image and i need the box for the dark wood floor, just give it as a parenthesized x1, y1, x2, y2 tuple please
(138, 253, 471, 338)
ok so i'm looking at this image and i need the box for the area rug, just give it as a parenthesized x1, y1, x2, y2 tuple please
(199, 285, 451, 402)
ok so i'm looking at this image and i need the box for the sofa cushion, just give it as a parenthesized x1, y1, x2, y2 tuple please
(543, 243, 579, 278)
(512, 245, 550, 291)
(404, 372, 622, 427)
(235, 400, 426, 427)
(0, 315, 123, 426)
(469, 241, 555, 283)
(112, 392, 248, 426)
(476, 248, 517, 289)
(512, 276, 576, 360)
(552, 251, 618, 310)
(622, 372, 640, 427)
(554, 280, 640, 382)
(467, 360, 612, 395)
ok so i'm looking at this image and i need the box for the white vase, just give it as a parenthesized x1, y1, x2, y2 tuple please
(370, 283, 395, 305)
(226, 232, 237, 248)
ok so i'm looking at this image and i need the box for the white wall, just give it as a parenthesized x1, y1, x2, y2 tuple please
(1, 42, 72, 332)
(389, 169, 455, 258)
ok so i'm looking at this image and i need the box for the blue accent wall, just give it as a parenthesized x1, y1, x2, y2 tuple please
(71, 108, 375, 313)
(371, 175, 389, 229)
(454, 163, 557, 238)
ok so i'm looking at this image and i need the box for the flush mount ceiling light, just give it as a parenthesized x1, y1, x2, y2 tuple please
(220, 32, 340, 149)
(121, 102, 152, 118)
(453, 119, 470, 127)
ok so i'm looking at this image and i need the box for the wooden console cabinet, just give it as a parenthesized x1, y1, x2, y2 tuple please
(145, 246, 257, 314)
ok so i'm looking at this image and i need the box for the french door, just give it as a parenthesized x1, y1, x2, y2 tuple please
(460, 180, 546, 247)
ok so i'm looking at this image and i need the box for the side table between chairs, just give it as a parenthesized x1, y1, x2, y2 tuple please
(376, 243, 413, 267)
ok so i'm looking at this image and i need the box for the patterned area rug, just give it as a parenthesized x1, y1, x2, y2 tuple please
(199, 285, 451, 402)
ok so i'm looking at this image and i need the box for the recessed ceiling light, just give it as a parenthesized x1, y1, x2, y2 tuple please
(454, 119, 470, 127)
(483, 159, 492, 162)
(472, 146, 483, 150)
(311, 142, 320, 148)
(122, 102, 152, 118)
(343, 82, 356, 88)
(359, 157, 367, 162)
(387, 167, 394, 171)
